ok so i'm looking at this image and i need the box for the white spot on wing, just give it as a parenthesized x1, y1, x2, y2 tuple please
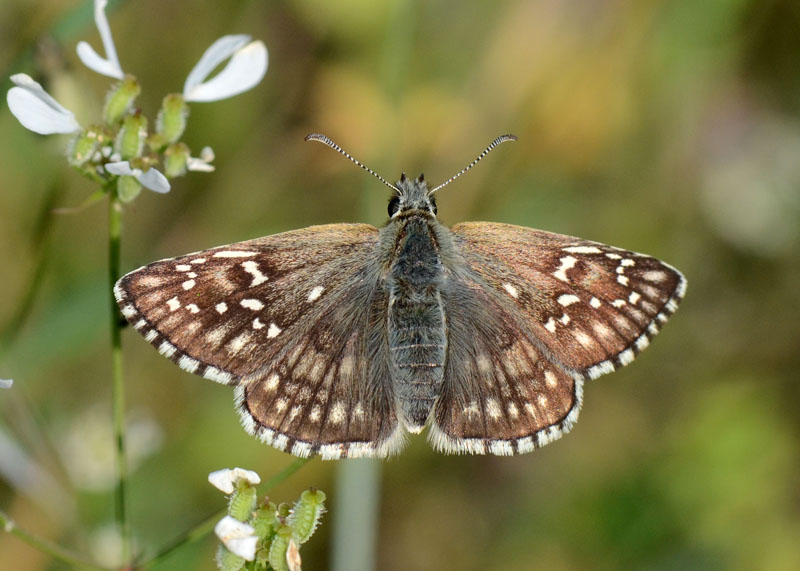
(167, 297, 181, 311)
(215, 302, 228, 314)
(213, 251, 257, 258)
(307, 286, 325, 302)
(575, 331, 595, 348)
(558, 294, 580, 306)
(242, 260, 268, 287)
(617, 275, 629, 286)
(486, 398, 502, 420)
(265, 372, 280, 391)
(252, 318, 265, 329)
(544, 370, 558, 387)
(186, 303, 200, 314)
(544, 317, 557, 333)
(227, 332, 251, 354)
(553, 256, 577, 282)
(590, 297, 602, 308)
(267, 323, 282, 338)
(502, 282, 519, 298)
(240, 299, 264, 311)
(330, 401, 346, 424)
(563, 245, 602, 254)
(175, 264, 191, 271)
(182, 279, 196, 290)
(628, 291, 641, 304)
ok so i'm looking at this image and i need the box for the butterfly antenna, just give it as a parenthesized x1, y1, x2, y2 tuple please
(430, 134, 518, 194)
(305, 133, 400, 194)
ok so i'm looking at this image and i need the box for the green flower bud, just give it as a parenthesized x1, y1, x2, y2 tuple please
(216, 544, 245, 571)
(288, 489, 326, 544)
(117, 175, 142, 203)
(267, 525, 292, 571)
(68, 129, 100, 167)
(228, 483, 257, 523)
(104, 75, 141, 125)
(252, 501, 279, 540)
(116, 112, 148, 160)
(157, 93, 189, 143)
(276, 503, 291, 519)
(164, 142, 190, 178)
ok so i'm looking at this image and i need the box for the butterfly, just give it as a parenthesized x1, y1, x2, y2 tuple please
(115, 134, 686, 459)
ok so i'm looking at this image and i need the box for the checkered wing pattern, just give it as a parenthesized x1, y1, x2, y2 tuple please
(430, 222, 686, 455)
(115, 223, 403, 459)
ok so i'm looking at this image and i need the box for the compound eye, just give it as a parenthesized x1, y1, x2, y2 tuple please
(388, 196, 401, 216)
(430, 197, 438, 215)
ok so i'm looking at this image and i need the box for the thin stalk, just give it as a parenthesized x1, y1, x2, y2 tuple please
(108, 195, 131, 564)
(140, 457, 310, 569)
(0, 510, 109, 571)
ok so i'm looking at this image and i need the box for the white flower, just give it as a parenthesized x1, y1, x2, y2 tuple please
(105, 161, 170, 193)
(0, 379, 12, 389)
(6, 74, 81, 135)
(208, 467, 261, 494)
(187, 146, 215, 172)
(183, 35, 268, 102)
(76, 0, 123, 79)
(214, 515, 258, 561)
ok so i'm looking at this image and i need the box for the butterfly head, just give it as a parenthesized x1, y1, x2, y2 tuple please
(388, 172, 437, 218)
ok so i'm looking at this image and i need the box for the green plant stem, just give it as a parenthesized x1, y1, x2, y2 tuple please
(108, 195, 131, 565)
(140, 458, 310, 569)
(0, 510, 109, 571)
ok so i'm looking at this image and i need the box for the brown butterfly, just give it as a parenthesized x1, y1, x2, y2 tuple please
(115, 134, 686, 459)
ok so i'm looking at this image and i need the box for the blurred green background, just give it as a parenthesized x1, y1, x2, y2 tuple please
(1, 0, 799, 569)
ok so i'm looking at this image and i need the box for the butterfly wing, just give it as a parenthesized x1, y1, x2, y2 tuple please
(115, 223, 404, 459)
(430, 222, 686, 455)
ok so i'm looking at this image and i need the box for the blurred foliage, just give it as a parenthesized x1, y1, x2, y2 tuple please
(1, 0, 799, 569)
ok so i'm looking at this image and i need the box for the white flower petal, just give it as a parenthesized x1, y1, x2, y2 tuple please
(76, 0, 123, 79)
(183, 35, 251, 97)
(208, 467, 261, 494)
(0, 379, 13, 389)
(184, 39, 268, 102)
(214, 515, 255, 542)
(10, 74, 74, 115)
(104, 161, 135, 176)
(137, 168, 170, 193)
(226, 536, 258, 561)
(76, 42, 123, 80)
(199, 146, 215, 162)
(186, 157, 215, 172)
(7, 75, 81, 135)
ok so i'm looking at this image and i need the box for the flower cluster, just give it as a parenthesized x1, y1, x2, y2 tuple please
(6, 0, 267, 202)
(209, 468, 326, 571)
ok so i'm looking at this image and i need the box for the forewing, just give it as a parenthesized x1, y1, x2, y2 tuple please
(429, 222, 685, 455)
(449, 222, 686, 378)
(115, 223, 404, 458)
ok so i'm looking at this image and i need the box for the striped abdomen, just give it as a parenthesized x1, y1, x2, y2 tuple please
(387, 216, 447, 430)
